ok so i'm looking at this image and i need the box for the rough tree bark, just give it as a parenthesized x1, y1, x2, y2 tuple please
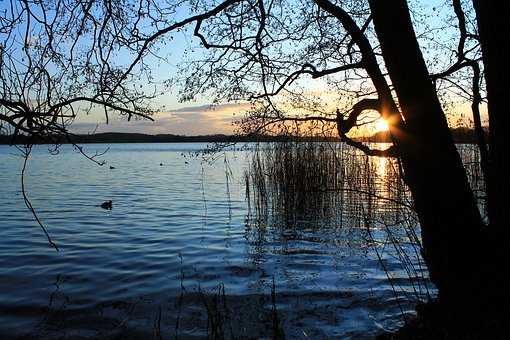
(368, 0, 487, 311)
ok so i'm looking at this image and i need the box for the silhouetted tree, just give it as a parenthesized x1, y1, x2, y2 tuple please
(0, 0, 156, 142)
(173, 0, 506, 320)
(472, 0, 508, 243)
(1, 0, 507, 330)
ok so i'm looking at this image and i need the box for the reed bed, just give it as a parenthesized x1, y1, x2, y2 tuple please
(244, 139, 412, 229)
(244, 139, 486, 303)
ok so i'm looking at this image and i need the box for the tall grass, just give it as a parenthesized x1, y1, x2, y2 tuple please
(244, 139, 411, 229)
(244, 139, 485, 304)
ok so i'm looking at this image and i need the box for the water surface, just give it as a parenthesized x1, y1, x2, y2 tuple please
(0, 143, 430, 339)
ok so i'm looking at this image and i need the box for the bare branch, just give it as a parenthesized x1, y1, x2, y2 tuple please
(337, 98, 380, 134)
(20, 145, 59, 251)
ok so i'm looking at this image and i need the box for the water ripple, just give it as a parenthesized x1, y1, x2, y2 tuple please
(0, 143, 432, 339)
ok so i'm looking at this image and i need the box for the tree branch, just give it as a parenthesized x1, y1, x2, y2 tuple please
(337, 98, 380, 134)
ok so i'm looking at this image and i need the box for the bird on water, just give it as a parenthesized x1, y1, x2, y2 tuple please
(101, 200, 113, 210)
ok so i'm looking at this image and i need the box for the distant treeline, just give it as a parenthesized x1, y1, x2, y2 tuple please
(0, 133, 298, 145)
(0, 127, 486, 145)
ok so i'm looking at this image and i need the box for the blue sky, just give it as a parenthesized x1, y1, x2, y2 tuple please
(1, 0, 483, 136)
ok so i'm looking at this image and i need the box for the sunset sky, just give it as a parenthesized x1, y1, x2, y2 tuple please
(70, 94, 486, 136)
(56, 0, 486, 137)
(71, 102, 249, 135)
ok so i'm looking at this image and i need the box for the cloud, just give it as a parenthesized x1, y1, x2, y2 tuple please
(70, 102, 252, 135)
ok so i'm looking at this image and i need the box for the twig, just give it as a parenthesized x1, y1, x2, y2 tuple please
(20, 145, 59, 251)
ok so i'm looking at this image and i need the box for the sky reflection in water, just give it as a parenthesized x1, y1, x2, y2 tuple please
(0, 143, 431, 339)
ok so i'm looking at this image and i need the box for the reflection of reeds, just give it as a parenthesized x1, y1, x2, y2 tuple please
(271, 277, 285, 340)
(201, 284, 229, 339)
(197, 282, 284, 340)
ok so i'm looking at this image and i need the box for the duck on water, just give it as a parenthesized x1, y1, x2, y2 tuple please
(100, 201, 112, 210)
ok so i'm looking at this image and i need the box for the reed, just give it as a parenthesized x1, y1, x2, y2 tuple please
(244, 139, 485, 304)
(245, 139, 411, 228)
(195, 282, 284, 340)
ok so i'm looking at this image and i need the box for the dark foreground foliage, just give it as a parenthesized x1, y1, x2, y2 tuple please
(379, 300, 510, 340)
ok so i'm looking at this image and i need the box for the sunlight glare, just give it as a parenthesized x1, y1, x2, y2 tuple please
(375, 118, 389, 131)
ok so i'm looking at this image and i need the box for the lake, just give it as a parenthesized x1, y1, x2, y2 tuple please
(0, 143, 432, 339)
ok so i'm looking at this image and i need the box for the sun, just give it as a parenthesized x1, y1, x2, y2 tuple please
(375, 118, 389, 131)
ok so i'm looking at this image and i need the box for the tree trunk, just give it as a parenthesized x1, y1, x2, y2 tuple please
(472, 0, 508, 237)
(368, 0, 486, 309)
